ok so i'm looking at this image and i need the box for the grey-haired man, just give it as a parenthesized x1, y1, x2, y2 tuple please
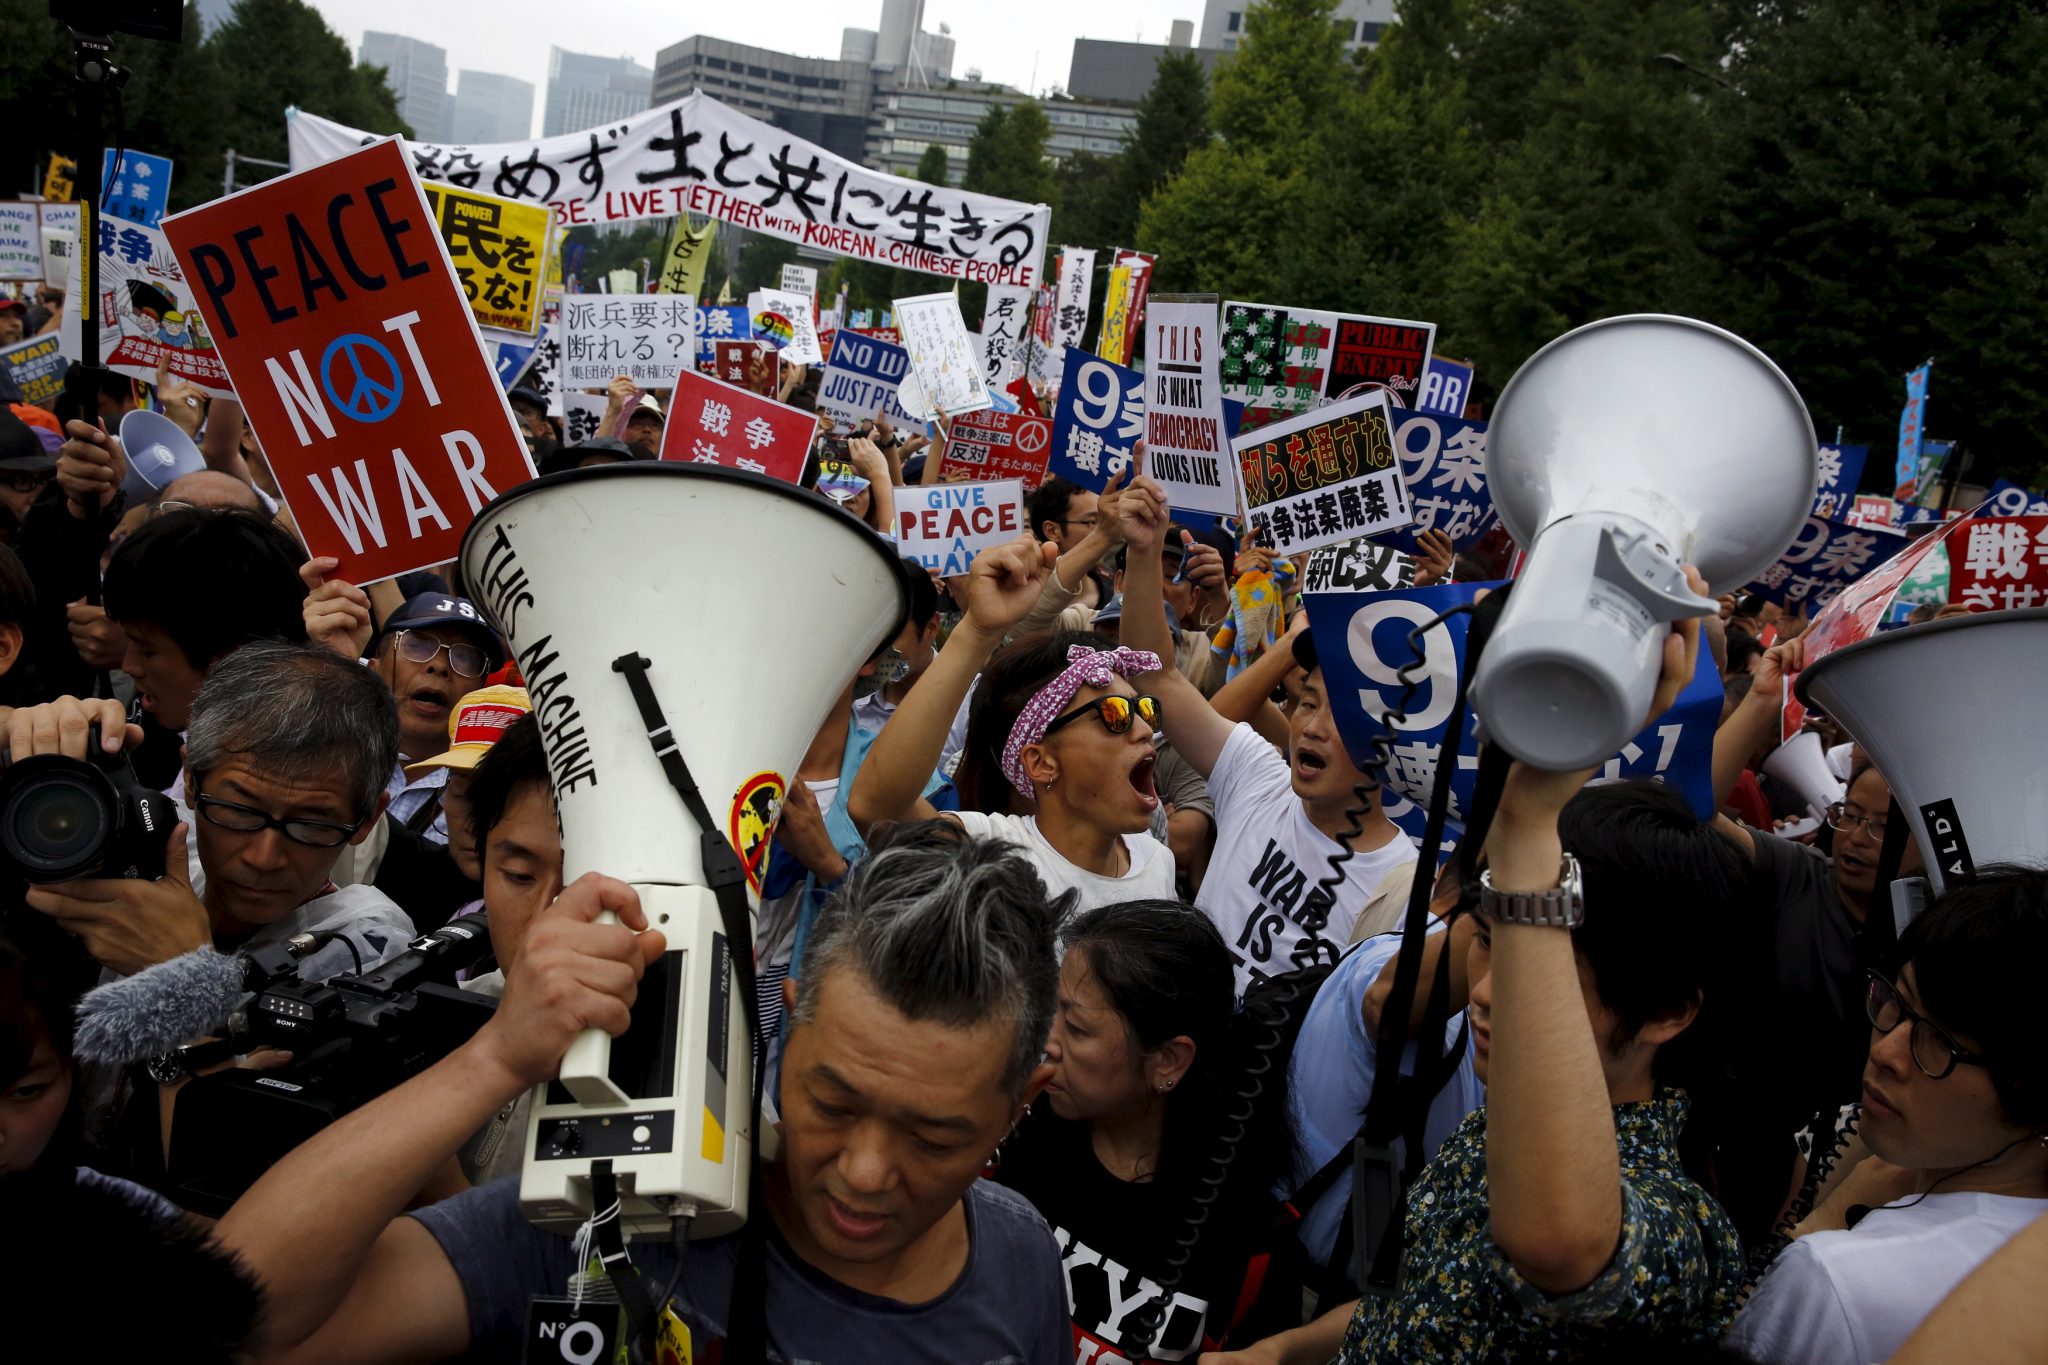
(208, 821, 1073, 1362)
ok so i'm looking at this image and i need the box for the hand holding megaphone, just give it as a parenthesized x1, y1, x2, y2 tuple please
(58, 419, 125, 520)
(471, 872, 667, 1096)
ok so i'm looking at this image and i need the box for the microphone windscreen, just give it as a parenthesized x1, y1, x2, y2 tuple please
(73, 945, 250, 1065)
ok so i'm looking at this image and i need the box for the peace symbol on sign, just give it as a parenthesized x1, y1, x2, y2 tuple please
(320, 333, 405, 424)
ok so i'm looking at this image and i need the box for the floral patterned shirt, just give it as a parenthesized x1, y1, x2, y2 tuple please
(1339, 1091, 1743, 1363)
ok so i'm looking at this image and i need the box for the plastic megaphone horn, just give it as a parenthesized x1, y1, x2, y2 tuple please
(1761, 728, 1847, 820)
(1796, 607, 2048, 898)
(1471, 315, 1818, 769)
(117, 409, 208, 505)
(460, 463, 908, 1237)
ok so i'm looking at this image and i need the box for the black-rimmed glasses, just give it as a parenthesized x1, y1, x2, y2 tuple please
(1866, 971, 1992, 1080)
(196, 793, 364, 849)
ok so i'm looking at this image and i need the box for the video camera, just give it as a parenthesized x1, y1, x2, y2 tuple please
(0, 736, 177, 882)
(163, 919, 498, 1215)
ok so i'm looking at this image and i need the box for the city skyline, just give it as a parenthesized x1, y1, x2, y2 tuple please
(314, 0, 1202, 139)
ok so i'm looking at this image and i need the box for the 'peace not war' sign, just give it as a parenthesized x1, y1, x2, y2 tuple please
(165, 138, 534, 585)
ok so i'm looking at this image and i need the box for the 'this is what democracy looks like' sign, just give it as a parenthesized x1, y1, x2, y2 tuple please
(1144, 297, 1235, 518)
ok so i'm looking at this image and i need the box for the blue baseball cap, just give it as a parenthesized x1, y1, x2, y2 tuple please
(376, 593, 504, 670)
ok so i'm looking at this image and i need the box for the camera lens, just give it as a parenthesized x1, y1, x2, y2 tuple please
(2, 771, 112, 878)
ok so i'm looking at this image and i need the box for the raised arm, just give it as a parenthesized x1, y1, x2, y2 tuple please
(848, 435, 895, 535)
(1119, 473, 1236, 777)
(1712, 635, 1802, 813)
(213, 876, 662, 1363)
(847, 534, 1057, 835)
(1013, 465, 1132, 640)
(1484, 569, 1706, 1295)
(1208, 609, 1306, 749)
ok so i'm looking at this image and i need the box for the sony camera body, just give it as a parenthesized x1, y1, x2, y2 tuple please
(163, 920, 498, 1214)
(0, 740, 178, 883)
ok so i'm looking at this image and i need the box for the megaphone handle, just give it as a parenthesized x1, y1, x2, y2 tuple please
(556, 909, 634, 1107)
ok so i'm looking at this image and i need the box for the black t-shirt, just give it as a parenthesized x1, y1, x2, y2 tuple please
(1748, 829, 1885, 1126)
(997, 1108, 1300, 1363)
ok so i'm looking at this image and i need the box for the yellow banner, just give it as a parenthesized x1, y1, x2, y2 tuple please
(656, 217, 718, 297)
(420, 183, 552, 336)
(1096, 266, 1134, 365)
(43, 156, 76, 203)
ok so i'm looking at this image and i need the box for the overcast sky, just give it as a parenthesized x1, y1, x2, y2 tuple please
(306, 0, 1205, 135)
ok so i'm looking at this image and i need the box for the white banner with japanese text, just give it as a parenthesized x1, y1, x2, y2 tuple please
(287, 92, 1051, 287)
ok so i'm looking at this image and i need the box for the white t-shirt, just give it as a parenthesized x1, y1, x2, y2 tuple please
(1198, 723, 1417, 999)
(952, 810, 1175, 915)
(1729, 1191, 2048, 1365)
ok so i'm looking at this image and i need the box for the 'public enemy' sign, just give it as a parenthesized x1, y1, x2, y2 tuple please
(896, 479, 1026, 578)
(165, 138, 533, 584)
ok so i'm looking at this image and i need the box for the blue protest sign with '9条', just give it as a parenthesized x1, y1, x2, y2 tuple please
(1303, 582, 1721, 852)
(1370, 410, 1497, 556)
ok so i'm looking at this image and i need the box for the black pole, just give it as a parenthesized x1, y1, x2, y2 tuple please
(61, 25, 123, 423)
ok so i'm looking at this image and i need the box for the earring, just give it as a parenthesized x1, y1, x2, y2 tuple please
(1156, 1079, 1175, 1094)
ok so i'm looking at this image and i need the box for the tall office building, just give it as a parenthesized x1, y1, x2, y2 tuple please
(841, 0, 955, 86)
(545, 48, 656, 136)
(1199, 0, 1396, 52)
(651, 36, 877, 164)
(358, 31, 450, 140)
(447, 70, 535, 144)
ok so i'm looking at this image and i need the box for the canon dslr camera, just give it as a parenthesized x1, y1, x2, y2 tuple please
(0, 728, 177, 882)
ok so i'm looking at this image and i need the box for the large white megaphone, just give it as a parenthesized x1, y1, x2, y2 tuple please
(117, 409, 208, 505)
(1762, 729, 1847, 820)
(1795, 608, 2048, 897)
(460, 464, 908, 1237)
(1472, 316, 1817, 769)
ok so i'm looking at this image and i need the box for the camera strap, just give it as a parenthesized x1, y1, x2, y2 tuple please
(611, 653, 770, 1363)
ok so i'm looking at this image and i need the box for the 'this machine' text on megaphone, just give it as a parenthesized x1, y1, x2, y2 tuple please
(459, 463, 908, 1238)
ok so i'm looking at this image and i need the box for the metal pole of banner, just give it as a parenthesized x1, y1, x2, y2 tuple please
(222, 148, 291, 198)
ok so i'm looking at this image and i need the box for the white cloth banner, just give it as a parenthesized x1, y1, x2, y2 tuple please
(1047, 246, 1095, 374)
(978, 284, 1034, 391)
(287, 92, 1052, 287)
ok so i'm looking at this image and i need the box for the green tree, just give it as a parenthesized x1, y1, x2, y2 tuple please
(1696, 0, 2048, 483)
(732, 229, 800, 294)
(1139, 0, 1355, 295)
(964, 101, 1056, 207)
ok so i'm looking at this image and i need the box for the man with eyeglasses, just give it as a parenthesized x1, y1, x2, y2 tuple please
(1712, 634, 1927, 1137)
(1025, 476, 1112, 611)
(1731, 866, 2048, 1365)
(15, 641, 414, 987)
(367, 593, 506, 843)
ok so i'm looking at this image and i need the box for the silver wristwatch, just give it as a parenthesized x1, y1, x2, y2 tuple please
(1477, 853, 1585, 928)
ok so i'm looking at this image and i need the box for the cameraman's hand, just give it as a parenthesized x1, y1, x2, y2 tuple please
(774, 780, 848, 883)
(0, 696, 141, 761)
(470, 873, 667, 1092)
(26, 823, 212, 977)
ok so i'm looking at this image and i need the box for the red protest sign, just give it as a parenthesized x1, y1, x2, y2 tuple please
(661, 370, 814, 483)
(817, 328, 837, 363)
(854, 327, 901, 346)
(713, 340, 776, 396)
(938, 409, 1053, 488)
(163, 138, 532, 584)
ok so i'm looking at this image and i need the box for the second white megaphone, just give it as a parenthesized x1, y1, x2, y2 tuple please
(1472, 315, 1818, 770)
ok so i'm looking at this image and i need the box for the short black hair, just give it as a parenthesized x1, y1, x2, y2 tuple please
(103, 509, 306, 669)
(1724, 631, 1763, 676)
(0, 542, 35, 630)
(1026, 477, 1082, 541)
(1898, 865, 2048, 1128)
(901, 554, 939, 631)
(465, 713, 548, 859)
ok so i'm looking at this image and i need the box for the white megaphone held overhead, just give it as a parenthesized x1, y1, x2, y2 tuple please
(117, 409, 208, 505)
(1795, 608, 2048, 898)
(460, 463, 908, 1238)
(1762, 728, 1847, 820)
(1472, 315, 1817, 770)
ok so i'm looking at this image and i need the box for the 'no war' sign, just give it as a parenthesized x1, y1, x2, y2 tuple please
(164, 137, 534, 584)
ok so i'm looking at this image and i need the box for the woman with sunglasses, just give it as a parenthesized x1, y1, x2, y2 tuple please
(849, 535, 1176, 911)
(1729, 866, 2048, 1365)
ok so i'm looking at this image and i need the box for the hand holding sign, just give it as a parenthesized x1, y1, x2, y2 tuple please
(298, 556, 375, 661)
(958, 534, 1059, 641)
